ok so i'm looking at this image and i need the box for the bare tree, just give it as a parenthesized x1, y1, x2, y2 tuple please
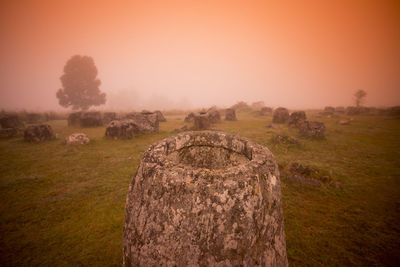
(354, 90, 367, 107)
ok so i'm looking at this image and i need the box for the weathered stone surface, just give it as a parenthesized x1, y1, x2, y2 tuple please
(259, 107, 273, 115)
(65, 133, 90, 144)
(123, 131, 288, 266)
(67, 112, 82, 127)
(194, 113, 211, 130)
(172, 125, 189, 133)
(287, 162, 318, 177)
(207, 108, 221, 123)
(141, 110, 153, 115)
(186, 108, 222, 125)
(0, 128, 19, 138)
(271, 135, 299, 146)
(125, 112, 159, 133)
(272, 107, 289, 123)
(281, 163, 334, 187)
(299, 121, 326, 139)
(288, 111, 306, 128)
(103, 112, 117, 124)
(225, 108, 237, 121)
(24, 124, 54, 142)
(0, 115, 25, 129)
(184, 112, 196, 122)
(155, 110, 167, 122)
(282, 163, 322, 187)
(80, 111, 103, 127)
(105, 119, 140, 139)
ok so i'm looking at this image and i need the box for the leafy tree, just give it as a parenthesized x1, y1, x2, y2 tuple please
(56, 55, 106, 110)
(354, 89, 367, 107)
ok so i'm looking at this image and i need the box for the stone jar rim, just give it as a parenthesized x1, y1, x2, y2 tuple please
(140, 130, 276, 178)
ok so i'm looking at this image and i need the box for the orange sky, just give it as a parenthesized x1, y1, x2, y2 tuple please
(0, 0, 399, 110)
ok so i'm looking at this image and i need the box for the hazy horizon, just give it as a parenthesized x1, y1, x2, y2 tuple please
(1, 0, 399, 112)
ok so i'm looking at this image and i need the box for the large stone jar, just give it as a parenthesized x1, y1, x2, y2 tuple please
(123, 131, 288, 266)
(272, 107, 289, 123)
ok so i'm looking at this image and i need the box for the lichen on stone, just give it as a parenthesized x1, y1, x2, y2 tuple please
(123, 130, 288, 266)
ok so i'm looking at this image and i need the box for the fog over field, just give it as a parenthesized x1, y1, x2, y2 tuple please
(0, 0, 399, 111)
(1, 1, 400, 266)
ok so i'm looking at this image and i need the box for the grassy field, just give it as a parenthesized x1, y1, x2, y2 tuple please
(0, 112, 399, 266)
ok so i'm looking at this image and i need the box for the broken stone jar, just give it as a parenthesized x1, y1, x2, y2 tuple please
(123, 130, 288, 266)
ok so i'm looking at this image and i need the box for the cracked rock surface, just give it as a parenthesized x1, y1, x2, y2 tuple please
(123, 130, 288, 266)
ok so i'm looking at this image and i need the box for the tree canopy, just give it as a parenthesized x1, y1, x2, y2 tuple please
(354, 89, 367, 107)
(56, 55, 106, 110)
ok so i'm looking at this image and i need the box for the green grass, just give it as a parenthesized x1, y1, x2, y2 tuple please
(0, 112, 399, 266)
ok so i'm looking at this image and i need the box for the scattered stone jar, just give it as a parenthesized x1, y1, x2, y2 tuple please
(125, 112, 159, 133)
(288, 111, 306, 128)
(184, 112, 196, 122)
(225, 108, 237, 121)
(323, 106, 335, 115)
(207, 109, 222, 124)
(299, 121, 326, 139)
(67, 112, 82, 127)
(24, 124, 55, 142)
(65, 133, 90, 144)
(194, 113, 211, 130)
(272, 107, 289, 123)
(155, 110, 167, 122)
(123, 130, 288, 266)
(80, 111, 103, 127)
(0, 115, 25, 129)
(105, 119, 140, 139)
(259, 107, 273, 116)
